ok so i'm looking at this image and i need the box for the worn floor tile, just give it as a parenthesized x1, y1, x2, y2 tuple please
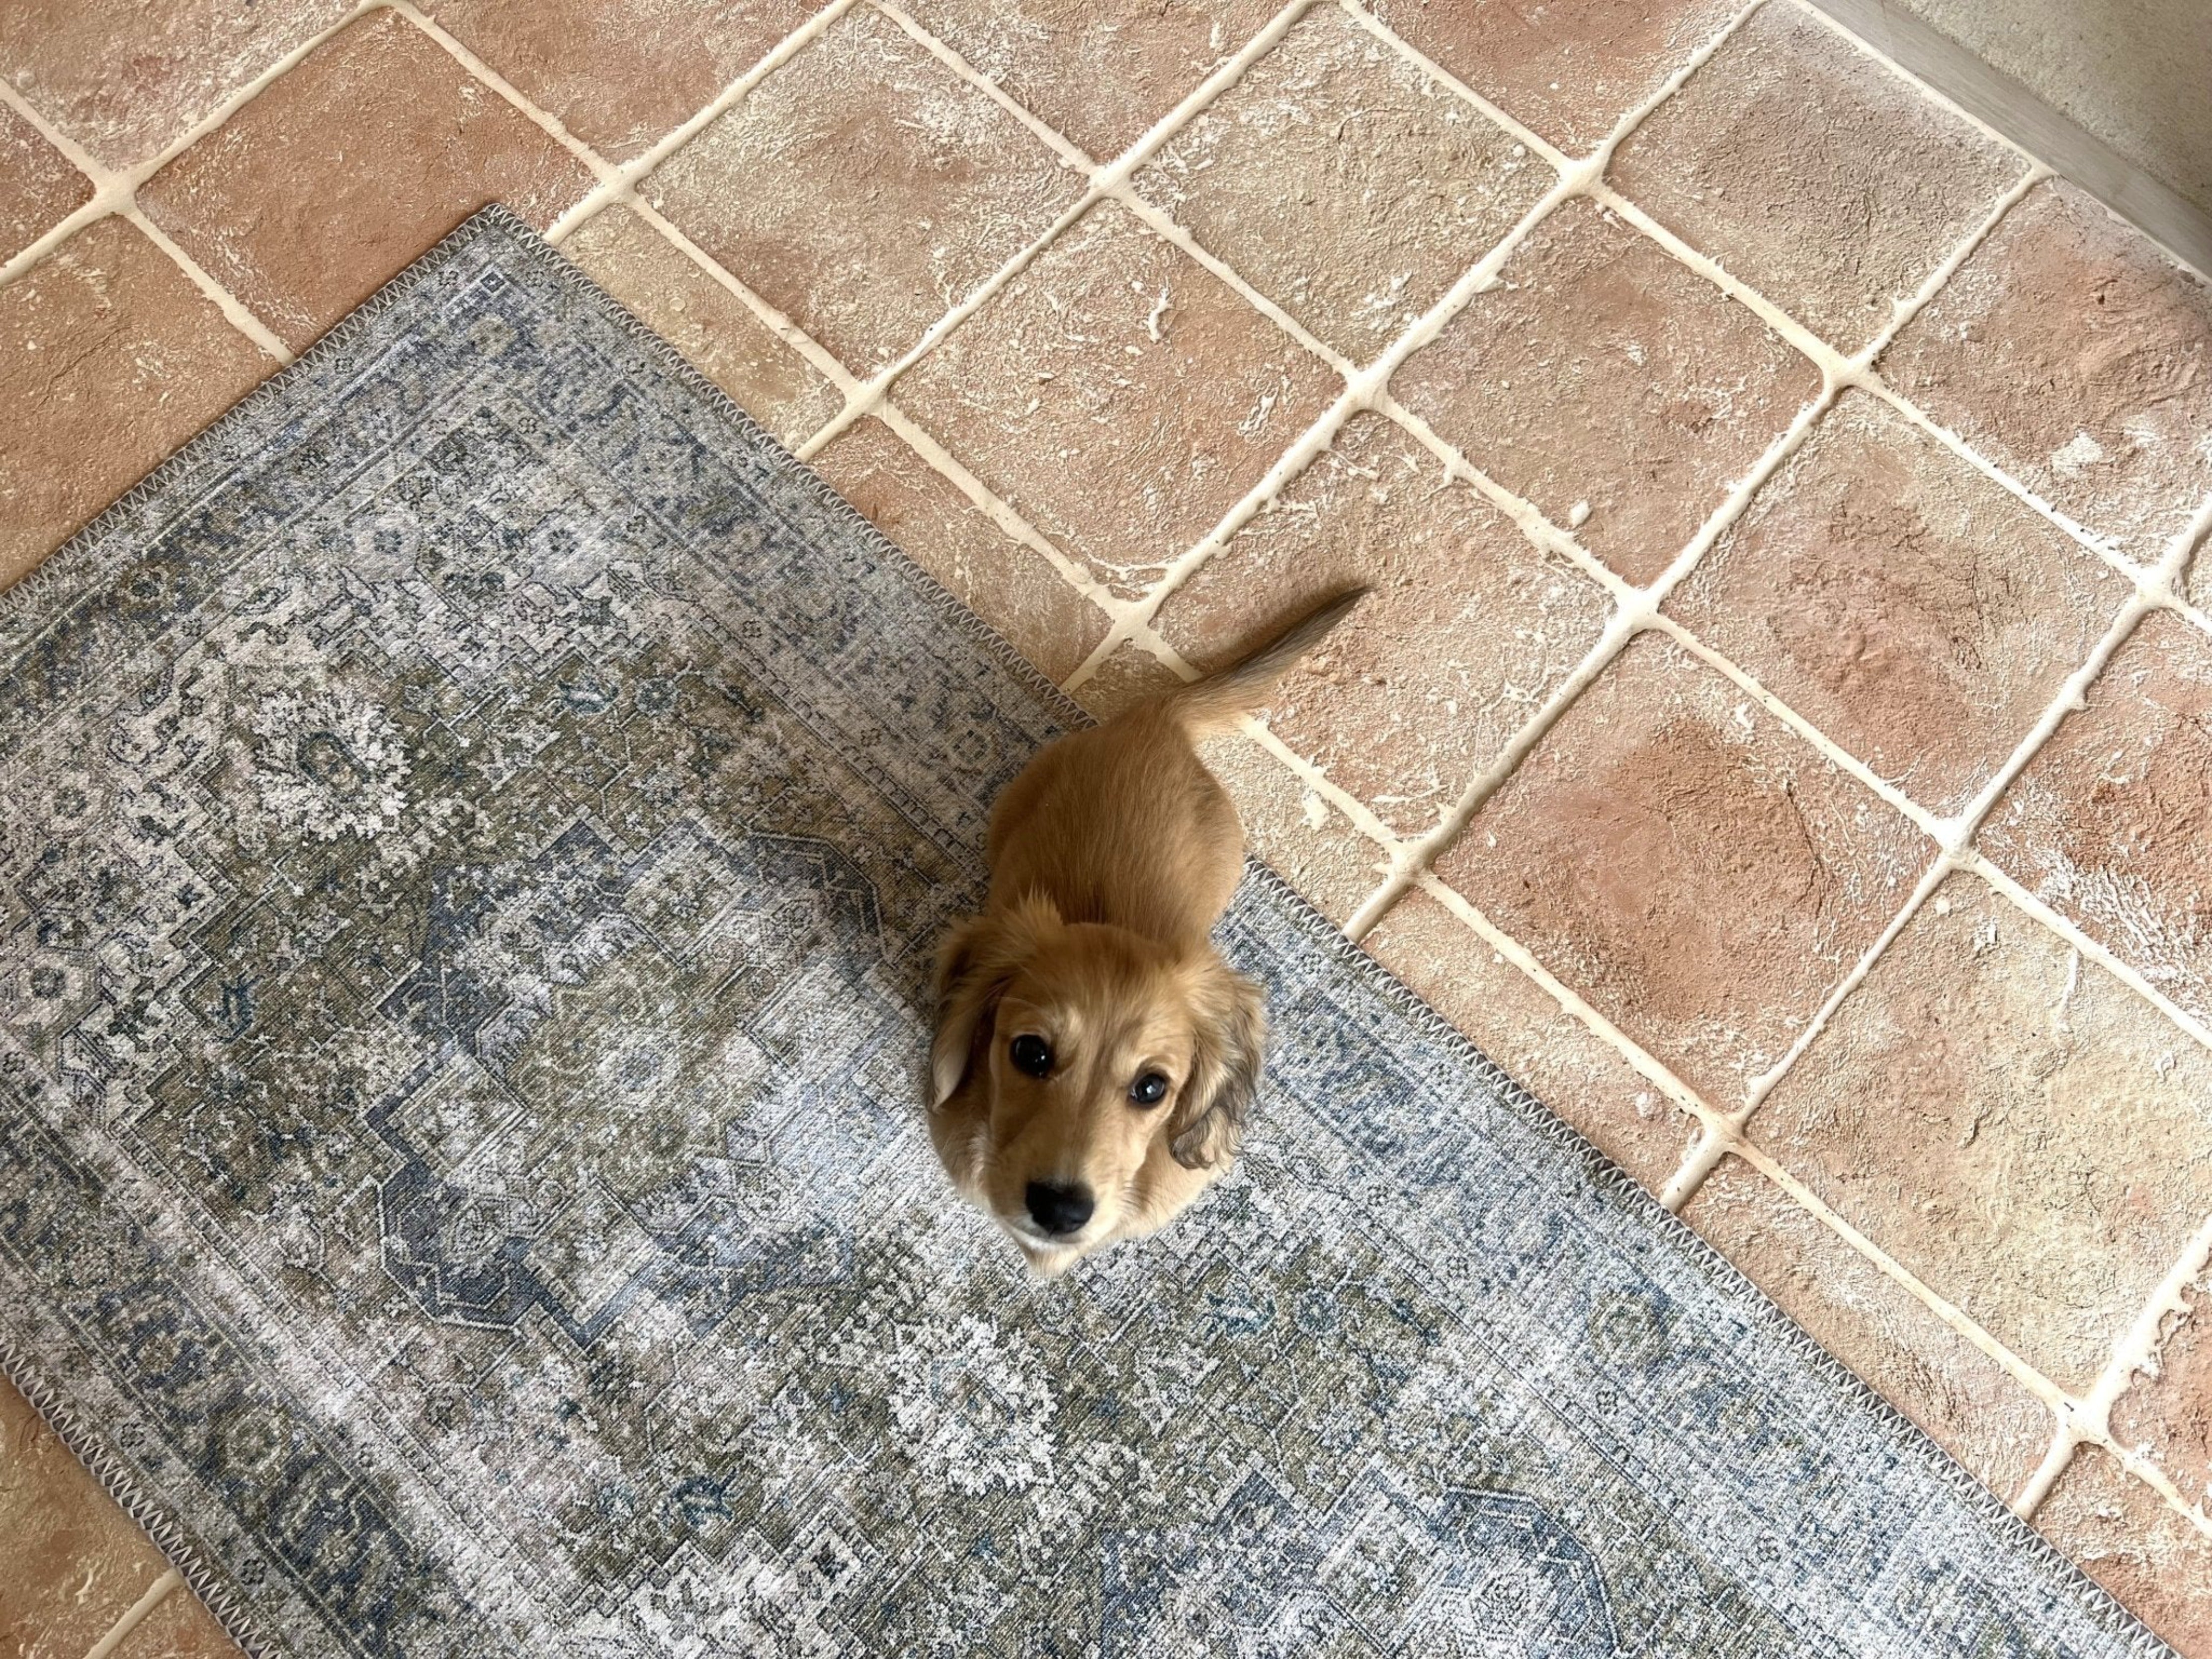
(0, 1374, 175, 1659)
(810, 414, 1108, 682)
(1361, 0, 1741, 156)
(1153, 411, 1611, 835)
(645, 5, 1083, 377)
(1684, 1155, 2053, 1495)
(1748, 871, 2212, 1389)
(0, 217, 273, 585)
(1196, 733, 1385, 926)
(1611, 3, 2021, 353)
(1667, 389, 2124, 817)
(0, 99, 91, 263)
(561, 205, 841, 447)
(1979, 610, 2212, 1026)
(115, 1582, 244, 1658)
(895, 0, 1281, 163)
(2112, 1263, 2212, 1515)
(0, 0, 354, 169)
(897, 200, 1339, 598)
(137, 12, 595, 353)
(1883, 179, 2212, 565)
(1393, 197, 1820, 585)
(1069, 640, 1180, 718)
(1133, 5, 1547, 364)
(1434, 632, 1929, 1104)
(1364, 890, 1702, 1189)
(2036, 1447, 2212, 1657)
(422, 0, 816, 161)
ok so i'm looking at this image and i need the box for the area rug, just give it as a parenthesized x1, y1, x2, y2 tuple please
(0, 208, 2167, 1658)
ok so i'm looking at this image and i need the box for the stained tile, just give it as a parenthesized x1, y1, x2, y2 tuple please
(896, 0, 1281, 163)
(0, 216, 273, 585)
(1748, 871, 2212, 1389)
(1883, 179, 2212, 564)
(1684, 1155, 2053, 1494)
(0, 0, 355, 169)
(1133, 5, 1548, 363)
(1153, 412, 1611, 835)
(2036, 1447, 2212, 1656)
(2112, 1264, 2212, 1515)
(810, 414, 1108, 682)
(1433, 631, 1930, 1103)
(645, 4, 1083, 376)
(137, 11, 595, 352)
(0, 98, 91, 263)
(897, 200, 1340, 598)
(1363, 890, 1701, 1190)
(115, 1582, 245, 1658)
(1979, 610, 2212, 1025)
(1667, 389, 2123, 816)
(1362, 0, 1741, 155)
(561, 205, 841, 447)
(1611, 2, 2022, 352)
(1393, 197, 1820, 585)
(422, 0, 815, 161)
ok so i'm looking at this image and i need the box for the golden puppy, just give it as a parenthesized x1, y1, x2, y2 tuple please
(927, 588, 1367, 1275)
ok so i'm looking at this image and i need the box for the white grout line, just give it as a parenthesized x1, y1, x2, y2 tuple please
(80, 1569, 180, 1659)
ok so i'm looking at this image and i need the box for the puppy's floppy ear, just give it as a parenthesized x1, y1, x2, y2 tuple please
(929, 894, 1059, 1109)
(1170, 955, 1267, 1169)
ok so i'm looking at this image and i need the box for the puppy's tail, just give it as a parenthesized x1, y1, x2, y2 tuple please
(1162, 585, 1369, 737)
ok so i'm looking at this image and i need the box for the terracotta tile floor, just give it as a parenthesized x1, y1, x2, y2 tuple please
(3, 0, 2211, 1651)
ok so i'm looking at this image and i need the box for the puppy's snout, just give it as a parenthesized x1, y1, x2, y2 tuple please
(1024, 1181, 1095, 1236)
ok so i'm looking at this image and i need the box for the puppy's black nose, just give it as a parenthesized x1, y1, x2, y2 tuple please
(1024, 1181, 1094, 1236)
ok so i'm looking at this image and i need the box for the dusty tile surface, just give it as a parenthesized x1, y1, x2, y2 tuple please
(1749, 872, 2212, 1389)
(0, 98, 90, 263)
(138, 11, 595, 351)
(1134, 5, 1547, 363)
(1883, 179, 2212, 564)
(897, 200, 1339, 598)
(1667, 389, 2125, 816)
(422, 0, 816, 161)
(114, 1585, 242, 1659)
(2112, 1264, 2212, 1515)
(1685, 1155, 2053, 1495)
(1197, 732, 1385, 926)
(1434, 632, 1930, 1104)
(2037, 1447, 2212, 1656)
(1611, 1, 2023, 352)
(1154, 411, 1612, 834)
(1364, 889, 1701, 1189)
(645, 4, 1083, 376)
(1393, 197, 1821, 584)
(1979, 610, 2212, 1026)
(0, 216, 272, 584)
(561, 205, 841, 446)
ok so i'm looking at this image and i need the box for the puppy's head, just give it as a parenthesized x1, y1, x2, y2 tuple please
(929, 895, 1264, 1273)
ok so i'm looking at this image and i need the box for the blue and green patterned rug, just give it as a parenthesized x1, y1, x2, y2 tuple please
(0, 208, 2168, 1657)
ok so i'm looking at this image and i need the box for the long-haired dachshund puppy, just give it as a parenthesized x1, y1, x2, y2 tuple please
(928, 588, 1368, 1276)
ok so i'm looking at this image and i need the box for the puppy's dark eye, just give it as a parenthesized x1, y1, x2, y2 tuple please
(1129, 1071, 1169, 1107)
(1009, 1034, 1053, 1078)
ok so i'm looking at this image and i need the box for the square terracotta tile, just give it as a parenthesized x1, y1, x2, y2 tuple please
(1433, 631, 1930, 1102)
(644, 4, 1084, 376)
(1667, 389, 2125, 817)
(2036, 1447, 2212, 1657)
(561, 205, 842, 447)
(1133, 5, 1548, 364)
(894, 0, 1282, 164)
(422, 0, 816, 161)
(137, 11, 596, 352)
(809, 413, 1108, 681)
(0, 98, 91, 263)
(1361, 0, 1741, 156)
(1684, 1155, 2052, 1495)
(1882, 179, 2212, 565)
(1153, 411, 1612, 834)
(896, 199, 1341, 597)
(1748, 871, 2212, 1390)
(1610, 2, 2022, 353)
(1979, 610, 2212, 1025)
(0, 216, 273, 585)
(1196, 731, 1386, 926)
(1363, 889, 1702, 1189)
(1392, 197, 1821, 585)
(2112, 1264, 2212, 1515)
(116, 1584, 243, 1659)
(0, 0, 355, 169)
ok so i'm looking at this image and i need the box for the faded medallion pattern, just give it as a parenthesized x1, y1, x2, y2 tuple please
(0, 212, 2164, 1659)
